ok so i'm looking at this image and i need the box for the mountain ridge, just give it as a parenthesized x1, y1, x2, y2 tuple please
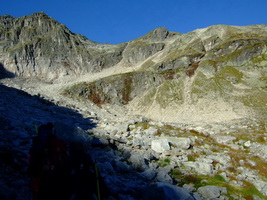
(0, 12, 266, 124)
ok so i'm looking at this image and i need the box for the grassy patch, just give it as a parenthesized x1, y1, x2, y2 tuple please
(242, 181, 267, 200)
(171, 168, 267, 199)
(158, 158, 171, 167)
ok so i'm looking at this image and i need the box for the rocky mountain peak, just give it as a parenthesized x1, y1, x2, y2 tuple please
(138, 27, 181, 42)
(0, 15, 14, 26)
(1, 13, 179, 79)
(0, 13, 127, 79)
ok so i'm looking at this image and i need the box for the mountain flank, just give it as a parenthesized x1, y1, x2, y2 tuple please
(0, 12, 267, 199)
(0, 12, 175, 79)
(0, 12, 266, 123)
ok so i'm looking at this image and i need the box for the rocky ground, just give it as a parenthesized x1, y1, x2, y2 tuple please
(1, 75, 267, 200)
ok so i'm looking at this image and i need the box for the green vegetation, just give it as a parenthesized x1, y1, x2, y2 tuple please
(216, 66, 244, 84)
(158, 158, 171, 167)
(170, 168, 267, 199)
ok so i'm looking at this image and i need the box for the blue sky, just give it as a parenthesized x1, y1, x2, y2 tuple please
(1, 0, 266, 44)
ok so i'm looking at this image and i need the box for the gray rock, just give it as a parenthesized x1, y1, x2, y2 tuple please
(168, 137, 191, 149)
(197, 185, 227, 199)
(92, 128, 109, 137)
(140, 27, 173, 42)
(244, 140, 251, 147)
(151, 138, 170, 153)
(183, 161, 213, 175)
(141, 168, 157, 181)
(142, 182, 198, 200)
(122, 41, 165, 65)
(252, 180, 267, 196)
(0, 12, 126, 79)
(145, 126, 159, 135)
(132, 138, 145, 147)
(214, 136, 236, 145)
(253, 195, 263, 200)
(156, 171, 173, 184)
(128, 150, 154, 170)
(114, 160, 133, 173)
(98, 161, 116, 176)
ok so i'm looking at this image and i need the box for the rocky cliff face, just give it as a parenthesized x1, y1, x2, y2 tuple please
(0, 13, 266, 122)
(63, 23, 267, 123)
(131, 25, 267, 123)
(0, 12, 171, 79)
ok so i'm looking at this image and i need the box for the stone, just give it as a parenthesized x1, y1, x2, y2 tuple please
(141, 168, 157, 181)
(214, 135, 237, 145)
(167, 137, 191, 149)
(252, 180, 267, 196)
(132, 138, 145, 147)
(183, 161, 213, 175)
(114, 160, 133, 173)
(197, 185, 227, 199)
(145, 127, 159, 135)
(151, 138, 170, 153)
(142, 182, 198, 200)
(98, 161, 116, 176)
(244, 140, 251, 147)
(156, 171, 173, 184)
(128, 150, 152, 170)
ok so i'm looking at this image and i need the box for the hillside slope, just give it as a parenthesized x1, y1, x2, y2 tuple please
(63, 25, 267, 123)
(0, 13, 266, 123)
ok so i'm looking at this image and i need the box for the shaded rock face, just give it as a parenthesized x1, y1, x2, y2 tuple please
(142, 182, 198, 200)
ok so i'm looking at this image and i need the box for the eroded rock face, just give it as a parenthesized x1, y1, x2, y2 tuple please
(2, 13, 266, 124)
(59, 22, 267, 124)
(63, 71, 171, 105)
(0, 13, 173, 80)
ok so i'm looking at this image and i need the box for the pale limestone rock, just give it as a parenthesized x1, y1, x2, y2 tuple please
(151, 138, 170, 153)
(167, 137, 191, 149)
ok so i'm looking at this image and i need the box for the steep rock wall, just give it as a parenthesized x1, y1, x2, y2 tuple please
(0, 13, 171, 79)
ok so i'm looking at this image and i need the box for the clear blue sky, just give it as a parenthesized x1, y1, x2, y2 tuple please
(1, 0, 266, 44)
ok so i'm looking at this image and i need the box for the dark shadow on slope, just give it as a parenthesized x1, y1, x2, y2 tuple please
(0, 84, 102, 200)
(0, 63, 15, 79)
(0, 83, 164, 200)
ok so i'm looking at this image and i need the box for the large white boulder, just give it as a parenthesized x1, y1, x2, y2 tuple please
(167, 137, 191, 149)
(151, 138, 170, 153)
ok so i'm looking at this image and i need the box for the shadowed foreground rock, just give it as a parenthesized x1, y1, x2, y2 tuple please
(142, 182, 201, 200)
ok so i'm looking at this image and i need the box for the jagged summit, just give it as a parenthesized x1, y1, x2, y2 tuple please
(1, 12, 266, 80)
(136, 27, 181, 42)
(0, 12, 126, 79)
